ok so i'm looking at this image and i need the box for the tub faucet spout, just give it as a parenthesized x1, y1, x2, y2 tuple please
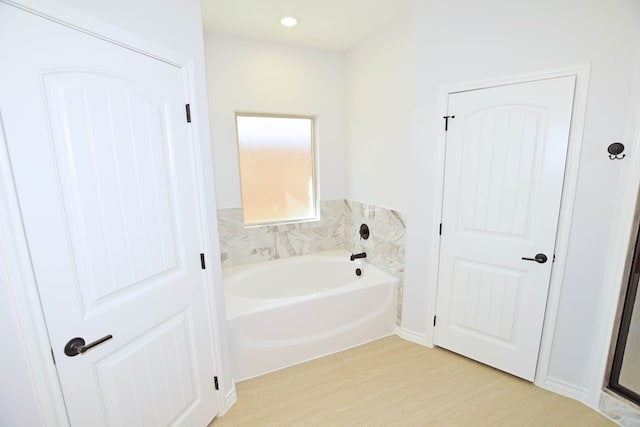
(350, 252, 367, 261)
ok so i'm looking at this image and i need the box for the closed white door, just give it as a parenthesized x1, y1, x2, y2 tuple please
(0, 5, 219, 426)
(435, 77, 575, 381)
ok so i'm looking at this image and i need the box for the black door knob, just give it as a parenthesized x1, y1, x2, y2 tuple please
(521, 253, 548, 264)
(64, 334, 113, 357)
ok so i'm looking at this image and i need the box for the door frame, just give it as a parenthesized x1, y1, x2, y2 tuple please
(0, 1, 232, 424)
(425, 64, 591, 397)
(591, 94, 640, 407)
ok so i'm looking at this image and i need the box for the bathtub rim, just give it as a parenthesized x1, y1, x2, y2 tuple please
(222, 250, 398, 319)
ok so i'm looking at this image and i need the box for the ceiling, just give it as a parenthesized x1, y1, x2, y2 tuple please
(201, 0, 414, 52)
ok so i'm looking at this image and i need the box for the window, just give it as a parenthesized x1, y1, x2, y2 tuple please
(235, 113, 317, 225)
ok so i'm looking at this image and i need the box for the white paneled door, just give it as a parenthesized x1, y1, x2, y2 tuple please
(0, 5, 219, 426)
(435, 77, 575, 381)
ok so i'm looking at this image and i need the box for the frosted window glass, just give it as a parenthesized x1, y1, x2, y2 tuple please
(235, 114, 317, 225)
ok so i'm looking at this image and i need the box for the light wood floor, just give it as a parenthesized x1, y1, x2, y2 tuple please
(210, 336, 615, 426)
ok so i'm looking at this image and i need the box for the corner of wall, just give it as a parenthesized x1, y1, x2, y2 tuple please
(395, 326, 432, 348)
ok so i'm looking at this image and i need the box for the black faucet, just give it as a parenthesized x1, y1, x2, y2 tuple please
(350, 252, 367, 261)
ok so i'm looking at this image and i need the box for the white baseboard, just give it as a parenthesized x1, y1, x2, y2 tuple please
(222, 386, 237, 416)
(395, 326, 433, 348)
(542, 376, 590, 404)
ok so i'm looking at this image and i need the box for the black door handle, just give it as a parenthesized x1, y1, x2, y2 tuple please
(522, 253, 548, 264)
(64, 334, 113, 357)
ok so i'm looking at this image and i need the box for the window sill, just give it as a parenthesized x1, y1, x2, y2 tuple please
(243, 215, 321, 229)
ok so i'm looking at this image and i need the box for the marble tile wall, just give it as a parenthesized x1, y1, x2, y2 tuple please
(216, 199, 407, 323)
(599, 391, 640, 426)
(217, 200, 346, 267)
(344, 201, 407, 324)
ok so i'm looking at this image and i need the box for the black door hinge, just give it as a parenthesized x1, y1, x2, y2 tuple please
(51, 348, 56, 365)
(553, 254, 556, 263)
(185, 104, 192, 123)
(200, 253, 206, 270)
(433, 315, 437, 327)
(443, 115, 455, 131)
(214, 376, 219, 390)
(439, 223, 442, 236)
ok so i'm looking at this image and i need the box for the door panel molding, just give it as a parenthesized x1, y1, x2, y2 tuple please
(0, 1, 230, 423)
(425, 64, 591, 393)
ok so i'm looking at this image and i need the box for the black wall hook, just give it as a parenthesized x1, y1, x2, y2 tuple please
(608, 142, 626, 160)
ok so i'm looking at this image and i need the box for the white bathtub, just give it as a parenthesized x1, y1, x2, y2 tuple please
(223, 250, 397, 381)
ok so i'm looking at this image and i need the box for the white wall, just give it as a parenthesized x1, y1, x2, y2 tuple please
(45, 0, 205, 56)
(204, 34, 346, 208)
(401, 0, 640, 395)
(1, 0, 233, 422)
(345, 12, 414, 211)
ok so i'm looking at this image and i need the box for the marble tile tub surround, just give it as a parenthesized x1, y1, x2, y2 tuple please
(344, 200, 407, 324)
(599, 391, 640, 426)
(217, 200, 346, 267)
(216, 199, 407, 322)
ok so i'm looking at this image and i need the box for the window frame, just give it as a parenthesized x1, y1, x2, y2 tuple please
(234, 111, 320, 227)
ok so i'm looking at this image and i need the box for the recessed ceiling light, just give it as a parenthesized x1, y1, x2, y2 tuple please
(280, 16, 298, 27)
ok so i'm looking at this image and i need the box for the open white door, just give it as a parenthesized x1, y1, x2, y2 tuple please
(435, 77, 575, 381)
(0, 5, 219, 425)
